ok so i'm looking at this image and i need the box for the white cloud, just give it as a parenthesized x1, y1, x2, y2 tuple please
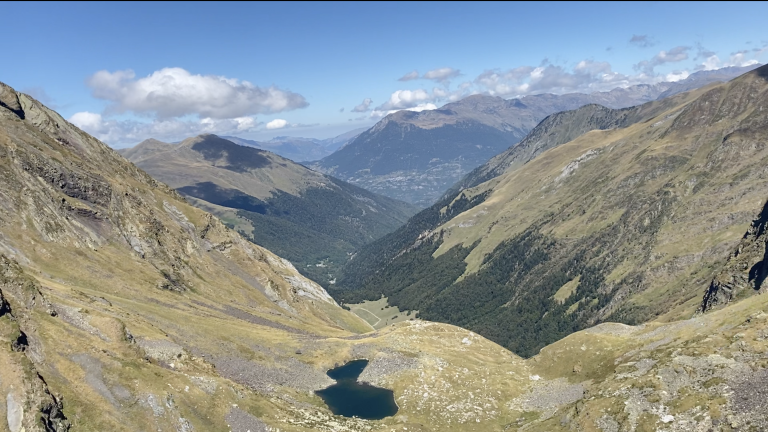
(423, 67, 460, 82)
(701, 55, 722, 71)
(699, 51, 761, 71)
(87, 67, 308, 119)
(728, 50, 759, 68)
(574, 60, 612, 75)
(406, 103, 437, 112)
(69, 111, 104, 131)
(634, 46, 690, 74)
(351, 98, 373, 112)
(74, 66, 312, 146)
(469, 45, 759, 99)
(357, 46, 761, 122)
(656, 47, 690, 62)
(432, 87, 448, 98)
(69, 111, 262, 146)
(474, 60, 646, 97)
(377, 89, 432, 110)
(664, 70, 690, 82)
(398, 70, 419, 81)
(370, 103, 437, 119)
(265, 119, 288, 129)
(475, 66, 535, 96)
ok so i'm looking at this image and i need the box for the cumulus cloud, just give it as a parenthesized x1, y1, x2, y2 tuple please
(700, 55, 722, 71)
(629, 35, 655, 48)
(473, 60, 645, 97)
(574, 60, 612, 75)
(398, 70, 419, 81)
(70, 112, 104, 131)
(634, 46, 690, 74)
(422, 67, 460, 82)
(86, 67, 308, 119)
(698, 51, 761, 71)
(69, 111, 261, 146)
(728, 50, 760, 67)
(469, 43, 764, 100)
(376, 89, 433, 110)
(475, 66, 535, 96)
(408, 103, 437, 111)
(664, 70, 690, 82)
(369, 103, 438, 119)
(265, 119, 289, 130)
(351, 98, 373, 112)
(74, 67, 312, 146)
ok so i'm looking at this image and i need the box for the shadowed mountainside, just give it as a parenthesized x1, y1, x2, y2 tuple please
(122, 134, 419, 286)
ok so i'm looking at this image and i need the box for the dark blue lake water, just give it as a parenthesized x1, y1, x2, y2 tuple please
(315, 359, 398, 420)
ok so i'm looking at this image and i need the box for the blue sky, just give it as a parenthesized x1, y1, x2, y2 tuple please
(2, 1, 766, 147)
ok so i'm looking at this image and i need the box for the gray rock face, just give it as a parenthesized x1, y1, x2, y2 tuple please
(1, 256, 71, 432)
(71, 354, 120, 407)
(357, 351, 419, 385)
(701, 199, 768, 311)
(212, 356, 333, 393)
(225, 408, 271, 432)
(6, 392, 23, 432)
(0, 82, 24, 119)
(135, 338, 187, 363)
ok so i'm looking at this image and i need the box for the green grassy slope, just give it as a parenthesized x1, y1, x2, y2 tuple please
(122, 134, 419, 286)
(333, 65, 768, 357)
(3, 78, 768, 431)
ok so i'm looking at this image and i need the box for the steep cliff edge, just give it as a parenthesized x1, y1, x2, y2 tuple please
(701, 199, 768, 311)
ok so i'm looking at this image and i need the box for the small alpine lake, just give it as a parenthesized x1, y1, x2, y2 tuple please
(315, 359, 398, 420)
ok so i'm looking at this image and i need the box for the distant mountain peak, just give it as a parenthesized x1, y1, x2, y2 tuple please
(220, 128, 365, 163)
(312, 65, 760, 206)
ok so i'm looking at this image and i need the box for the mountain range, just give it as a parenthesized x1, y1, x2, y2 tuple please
(310, 64, 761, 206)
(120, 134, 418, 286)
(332, 64, 768, 357)
(221, 127, 366, 163)
(3, 65, 768, 431)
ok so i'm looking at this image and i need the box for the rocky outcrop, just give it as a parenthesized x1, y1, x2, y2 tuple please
(0, 79, 376, 431)
(0, 255, 70, 432)
(0, 82, 24, 119)
(701, 199, 768, 312)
